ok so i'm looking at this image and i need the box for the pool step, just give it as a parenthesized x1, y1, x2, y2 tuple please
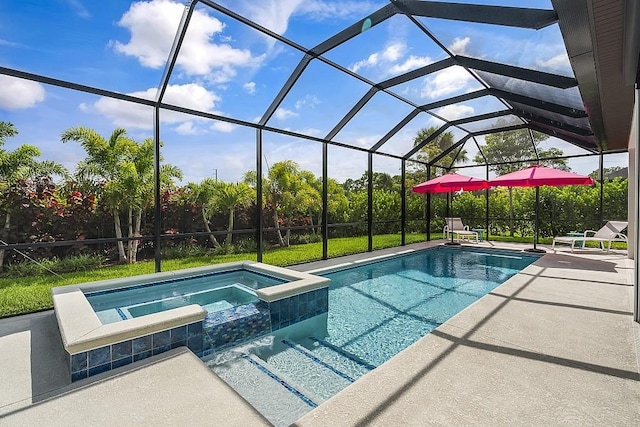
(205, 334, 377, 426)
(305, 336, 376, 377)
(207, 352, 318, 427)
(257, 340, 354, 401)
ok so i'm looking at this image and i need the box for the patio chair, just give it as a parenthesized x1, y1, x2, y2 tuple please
(443, 218, 479, 243)
(551, 221, 628, 253)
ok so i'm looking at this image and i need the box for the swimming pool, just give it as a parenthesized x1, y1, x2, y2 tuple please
(206, 247, 538, 426)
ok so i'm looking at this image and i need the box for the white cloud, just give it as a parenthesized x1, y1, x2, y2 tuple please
(175, 121, 203, 135)
(85, 83, 221, 129)
(433, 104, 475, 121)
(0, 75, 45, 110)
(240, 0, 303, 38)
(294, 127, 321, 137)
(350, 52, 380, 73)
(0, 39, 20, 47)
(350, 42, 406, 73)
(536, 53, 571, 72)
(274, 107, 298, 120)
(388, 55, 433, 75)
(448, 36, 470, 56)
(297, 1, 379, 20)
(162, 83, 221, 111)
(382, 43, 406, 62)
(211, 121, 236, 132)
(222, 153, 252, 173)
(295, 94, 320, 110)
(350, 42, 432, 77)
(354, 135, 379, 147)
(421, 66, 474, 99)
(243, 82, 256, 94)
(65, 0, 91, 19)
(339, 134, 379, 148)
(237, 0, 378, 39)
(111, 0, 263, 82)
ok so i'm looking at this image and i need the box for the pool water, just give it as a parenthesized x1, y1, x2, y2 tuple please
(86, 269, 285, 324)
(206, 247, 537, 426)
(322, 247, 536, 365)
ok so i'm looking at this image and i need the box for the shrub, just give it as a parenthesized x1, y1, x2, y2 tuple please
(54, 253, 104, 273)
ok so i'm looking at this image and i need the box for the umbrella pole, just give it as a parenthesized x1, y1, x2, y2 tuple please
(444, 190, 460, 246)
(525, 186, 545, 254)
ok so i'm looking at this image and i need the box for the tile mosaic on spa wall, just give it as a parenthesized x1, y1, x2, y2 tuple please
(268, 288, 329, 330)
(69, 321, 203, 382)
(202, 288, 329, 353)
(203, 301, 272, 352)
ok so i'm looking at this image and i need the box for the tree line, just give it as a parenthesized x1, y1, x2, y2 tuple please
(0, 121, 628, 270)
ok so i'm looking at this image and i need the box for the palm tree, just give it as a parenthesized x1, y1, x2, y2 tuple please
(185, 178, 222, 248)
(0, 122, 67, 270)
(265, 160, 299, 246)
(412, 126, 468, 176)
(266, 161, 319, 246)
(244, 161, 323, 246)
(214, 181, 254, 245)
(126, 138, 182, 262)
(62, 127, 133, 262)
(62, 127, 181, 263)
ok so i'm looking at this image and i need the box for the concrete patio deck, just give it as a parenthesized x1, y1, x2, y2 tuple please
(0, 241, 639, 426)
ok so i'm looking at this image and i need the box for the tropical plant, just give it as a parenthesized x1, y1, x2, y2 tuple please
(185, 178, 222, 248)
(61, 127, 181, 263)
(245, 160, 321, 247)
(343, 172, 400, 193)
(0, 122, 67, 270)
(213, 181, 254, 245)
(410, 126, 467, 179)
(125, 138, 182, 262)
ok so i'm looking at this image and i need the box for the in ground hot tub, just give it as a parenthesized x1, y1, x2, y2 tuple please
(123, 284, 258, 319)
(83, 268, 285, 324)
(53, 261, 330, 381)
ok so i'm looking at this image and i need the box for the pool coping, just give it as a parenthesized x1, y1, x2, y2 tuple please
(52, 261, 329, 355)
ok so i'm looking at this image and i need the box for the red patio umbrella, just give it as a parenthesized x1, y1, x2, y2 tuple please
(413, 172, 489, 245)
(489, 165, 594, 253)
(412, 172, 490, 194)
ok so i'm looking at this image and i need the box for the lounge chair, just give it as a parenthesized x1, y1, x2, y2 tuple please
(443, 217, 479, 243)
(552, 221, 628, 253)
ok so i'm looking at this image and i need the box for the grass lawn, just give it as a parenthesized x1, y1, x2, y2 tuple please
(0, 233, 426, 318)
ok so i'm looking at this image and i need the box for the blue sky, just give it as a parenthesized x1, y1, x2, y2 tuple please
(0, 0, 626, 184)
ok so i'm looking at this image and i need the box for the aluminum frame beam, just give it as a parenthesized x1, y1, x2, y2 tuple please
(488, 88, 587, 118)
(312, 4, 398, 56)
(396, 0, 558, 30)
(456, 56, 578, 89)
(514, 109, 593, 136)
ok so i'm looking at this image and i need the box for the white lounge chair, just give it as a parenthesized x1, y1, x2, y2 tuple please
(443, 217, 479, 243)
(552, 221, 628, 253)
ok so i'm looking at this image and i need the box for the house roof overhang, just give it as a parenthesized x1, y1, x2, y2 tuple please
(554, 0, 640, 151)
